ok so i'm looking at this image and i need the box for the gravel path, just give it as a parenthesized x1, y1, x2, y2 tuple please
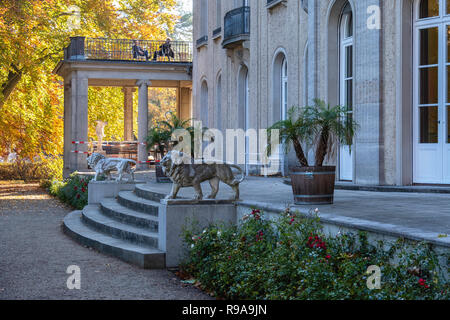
(0, 182, 212, 300)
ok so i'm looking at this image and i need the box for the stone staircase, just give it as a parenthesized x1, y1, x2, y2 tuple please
(63, 185, 169, 269)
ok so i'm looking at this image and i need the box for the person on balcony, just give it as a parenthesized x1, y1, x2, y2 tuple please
(132, 40, 149, 60)
(152, 38, 175, 61)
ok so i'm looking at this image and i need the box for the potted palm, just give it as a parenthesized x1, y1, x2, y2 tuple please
(147, 111, 194, 182)
(268, 99, 357, 204)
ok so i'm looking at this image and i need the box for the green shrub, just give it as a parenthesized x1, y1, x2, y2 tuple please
(48, 173, 92, 209)
(0, 156, 62, 182)
(182, 208, 449, 300)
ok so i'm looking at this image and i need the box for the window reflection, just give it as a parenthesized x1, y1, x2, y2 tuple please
(420, 106, 439, 143)
(420, 67, 438, 104)
(419, 0, 440, 19)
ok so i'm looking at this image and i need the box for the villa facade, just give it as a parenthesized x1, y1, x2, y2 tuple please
(192, 0, 450, 186)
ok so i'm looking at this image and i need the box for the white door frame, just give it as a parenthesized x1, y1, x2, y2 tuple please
(413, 0, 450, 184)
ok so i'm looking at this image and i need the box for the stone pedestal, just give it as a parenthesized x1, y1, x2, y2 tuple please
(88, 180, 145, 205)
(158, 199, 237, 268)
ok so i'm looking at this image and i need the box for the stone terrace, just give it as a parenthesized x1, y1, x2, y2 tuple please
(135, 174, 450, 249)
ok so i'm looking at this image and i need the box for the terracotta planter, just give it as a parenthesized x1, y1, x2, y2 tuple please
(290, 166, 336, 205)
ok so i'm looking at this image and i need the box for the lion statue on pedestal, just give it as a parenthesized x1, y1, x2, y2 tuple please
(160, 150, 245, 200)
(87, 153, 136, 182)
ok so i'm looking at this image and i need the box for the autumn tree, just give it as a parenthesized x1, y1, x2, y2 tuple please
(0, 0, 180, 164)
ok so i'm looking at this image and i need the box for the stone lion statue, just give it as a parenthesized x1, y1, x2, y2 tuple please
(160, 150, 245, 200)
(87, 153, 136, 182)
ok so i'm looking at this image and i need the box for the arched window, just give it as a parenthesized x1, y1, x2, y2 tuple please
(271, 51, 288, 175)
(238, 65, 249, 173)
(281, 58, 288, 121)
(200, 80, 209, 127)
(339, 1, 354, 181)
(216, 75, 222, 131)
(272, 51, 287, 123)
(414, 0, 450, 183)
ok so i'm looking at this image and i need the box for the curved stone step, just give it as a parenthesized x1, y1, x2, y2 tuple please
(117, 191, 160, 216)
(63, 211, 165, 269)
(100, 198, 158, 231)
(82, 205, 159, 248)
(135, 184, 168, 202)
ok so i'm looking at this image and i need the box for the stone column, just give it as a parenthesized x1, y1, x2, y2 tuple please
(137, 80, 151, 169)
(179, 87, 192, 121)
(122, 87, 135, 141)
(63, 80, 72, 178)
(307, 0, 318, 104)
(64, 73, 88, 177)
(353, 0, 382, 185)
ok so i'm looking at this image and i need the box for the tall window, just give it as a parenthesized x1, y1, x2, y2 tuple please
(340, 3, 353, 126)
(339, 2, 354, 181)
(216, 0, 221, 28)
(216, 75, 222, 131)
(200, 80, 209, 127)
(414, 0, 450, 183)
(281, 58, 288, 121)
(201, 0, 208, 37)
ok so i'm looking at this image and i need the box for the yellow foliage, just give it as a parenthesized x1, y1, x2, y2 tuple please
(0, 0, 181, 163)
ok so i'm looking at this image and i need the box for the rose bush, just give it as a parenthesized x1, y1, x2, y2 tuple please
(47, 173, 92, 209)
(182, 209, 449, 300)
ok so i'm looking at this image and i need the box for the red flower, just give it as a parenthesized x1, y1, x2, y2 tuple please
(76, 194, 81, 199)
(74, 186, 78, 191)
(418, 278, 430, 289)
(326, 255, 331, 259)
(81, 188, 86, 193)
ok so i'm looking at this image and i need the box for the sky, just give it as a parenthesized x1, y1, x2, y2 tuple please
(180, 0, 193, 13)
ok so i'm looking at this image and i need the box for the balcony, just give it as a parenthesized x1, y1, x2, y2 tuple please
(196, 35, 208, 48)
(212, 27, 222, 40)
(266, 0, 286, 9)
(63, 37, 193, 63)
(222, 6, 250, 49)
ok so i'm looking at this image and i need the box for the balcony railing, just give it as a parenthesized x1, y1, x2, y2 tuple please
(223, 6, 250, 49)
(196, 35, 208, 48)
(267, 0, 286, 9)
(64, 37, 193, 63)
(212, 27, 222, 39)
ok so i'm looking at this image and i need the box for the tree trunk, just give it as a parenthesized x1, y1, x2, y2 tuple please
(0, 67, 23, 109)
(292, 137, 309, 167)
(315, 128, 329, 167)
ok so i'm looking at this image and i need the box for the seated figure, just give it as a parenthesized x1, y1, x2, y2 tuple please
(132, 40, 149, 60)
(153, 38, 175, 61)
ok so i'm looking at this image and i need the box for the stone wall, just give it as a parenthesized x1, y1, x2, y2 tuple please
(192, 0, 412, 185)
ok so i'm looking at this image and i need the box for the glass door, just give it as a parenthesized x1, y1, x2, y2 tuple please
(413, 0, 450, 184)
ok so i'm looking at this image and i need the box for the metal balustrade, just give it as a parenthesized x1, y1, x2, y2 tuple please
(223, 6, 250, 49)
(64, 37, 193, 63)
